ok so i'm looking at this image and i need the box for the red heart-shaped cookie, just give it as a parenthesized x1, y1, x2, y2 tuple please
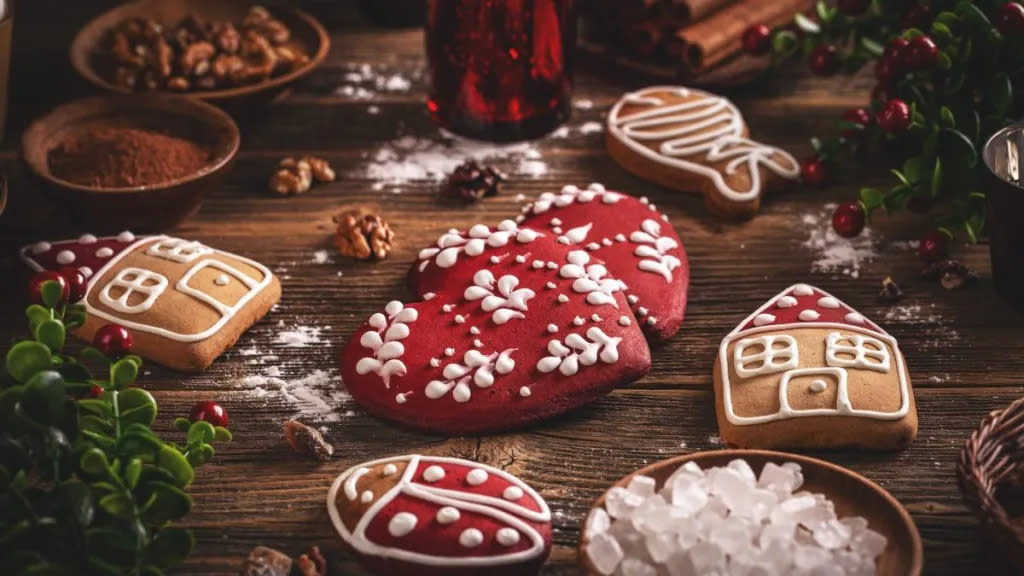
(514, 184, 690, 341)
(341, 220, 651, 434)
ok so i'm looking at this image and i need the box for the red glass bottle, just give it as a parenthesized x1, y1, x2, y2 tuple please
(426, 0, 576, 141)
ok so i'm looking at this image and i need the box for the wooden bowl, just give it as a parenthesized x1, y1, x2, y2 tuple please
(579, 450, 923, 576)
(70, 0, 329, 107)
(22, 94, 239, 233)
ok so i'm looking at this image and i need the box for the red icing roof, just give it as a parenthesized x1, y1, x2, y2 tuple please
(735, 283, 884, 335)
(20, 232, 143, 282)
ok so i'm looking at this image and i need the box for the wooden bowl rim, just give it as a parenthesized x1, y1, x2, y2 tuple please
(69, 0, 330, 101)
(22, 93, 240, 194)
(578, 449, 923, 576)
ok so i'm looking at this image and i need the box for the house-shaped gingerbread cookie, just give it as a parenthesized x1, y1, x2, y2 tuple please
(21, 232, 280, 372)
(713, 284, 917, 450)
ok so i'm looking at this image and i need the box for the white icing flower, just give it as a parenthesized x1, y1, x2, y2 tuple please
(559, 251, 624, 308)
(536, 327, 622, 376)
(463, 270, 536, 325)
(425, 349, 516, 403)
(417, 221, 541, 271)
(629, 219, 681, 283)
(356, 301, 418, 388)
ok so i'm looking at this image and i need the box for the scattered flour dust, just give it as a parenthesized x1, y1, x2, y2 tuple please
(360, 134, 548, 192)
(801, 203, 878, 278)
(883, 303, 962, 349)
(275, 323, 324, 347)
(311, 249, 331, 264)
(239, 369, 351, 423)
(335, 63, 419, 100)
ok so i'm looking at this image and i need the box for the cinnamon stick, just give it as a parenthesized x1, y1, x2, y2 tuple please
(674, 0, 814, 74)
(662, 0, 737, 25)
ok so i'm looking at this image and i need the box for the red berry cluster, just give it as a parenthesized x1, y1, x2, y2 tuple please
(28, 268, 88, 307)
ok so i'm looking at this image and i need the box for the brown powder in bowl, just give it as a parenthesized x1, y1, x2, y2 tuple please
(47, 123, 211, 188)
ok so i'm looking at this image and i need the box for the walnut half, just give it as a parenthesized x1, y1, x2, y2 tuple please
(333, 209, 395, 261)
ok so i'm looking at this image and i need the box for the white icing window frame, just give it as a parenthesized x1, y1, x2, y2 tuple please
(99, 267, 169, 314)
(146, 237, 214, 264)
(825, 332, 891, 373)
(176, 259, 261, 315)
(733, 334, 798, 378)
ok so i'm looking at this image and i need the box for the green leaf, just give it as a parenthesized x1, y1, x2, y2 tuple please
(156, 445, 194, 487)
(118, 388, 157, 427)
(78, 398, 111, 417)
(815, 1, 833, 24)
(931, 157, 943, 198)
(140, 481, 192, 525)
(6, 341, 54, 383)
(122, 355, 144, 368)
(772, 30, 799, 57)
(213, 426, 232, 442)
(902, 27, 924, 40)
(26, 305, 51, 332)
(931, 22, 953, 44)
(34, 319, 66, 353)
(144, 527, 194, 569)
(174, 417, 191, 432)
(187, 420, 216, 445)
(196, 443, 215, 465)
(80, 448, 110, 476)
(859, 188, 886, 211)
(118, 430, 165, 456)
(935, 10, 960, 27)
(81, 346, 111, 366)
(890, 169, 912, 187)
(21, 370, 67, 424)
(794, 13, 820, 34)
(111, 359, 139, 390)
(64, 308, 88, 331)
(98, 493, 135, 518)
(859, 36, 884, 57)
(902, 157, 925, 184)
(940, 106, 956, 128)
(60, 480, 95, 527)
(937, 50, 953, 70)
(40, 281, 64, 309)
(125, 458, 143, 489)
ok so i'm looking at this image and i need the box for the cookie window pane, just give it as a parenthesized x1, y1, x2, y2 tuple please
(733, 334, 798, 378)
(825, 332, 891, 373)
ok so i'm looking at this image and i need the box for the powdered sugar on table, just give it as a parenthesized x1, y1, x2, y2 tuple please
(238, 368, 351, 423)
(801, 203, 878, 279)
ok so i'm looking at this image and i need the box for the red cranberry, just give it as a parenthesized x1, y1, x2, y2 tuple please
(93, 324, 133, 357)
(742, 24, 773, 55)
(28, 271, 69, 306)
(801, 157, 828, 186)
(837, 0, 871, 16)
(877, 99, 912, 134)
(996, 2, 1024, 34)
(901, 2, 931, 29)
(832, 202, 866, 238)
(884, 37, 909, 61)
(904, 36, 939, 70)
(88, 385, 105, 398)
(190, 401, 229, 427)
(918, 229, 949, 262)
(841, 107, 872, 138)
(874, 55, 901, 85)
(58, 267, 88, 303)
(808, 44, 840, 76)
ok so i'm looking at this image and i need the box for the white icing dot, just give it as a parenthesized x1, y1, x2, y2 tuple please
(436, 506, 461, 524)
(454, 315, 466, 324)
(591, 314, 602, 322)
(515, 255, 527, 264)
(546, 281, 556, 289)
(473, 339, 484, 348)
(637, 307, 648, 316)
(586, 242, 601, 251)
(503, 486, 524, 501)
(496, 528, 520, 546)
(214, 274, 230, 286)
(459, 528, 484, 548)
(615, 233, 627, 242)
(552, 227, 563, 234)
(519, 386, 532, 397)
(423, 465, 445, 482)
(799, 309, 821, 321)
(388, 512, 418, 537)
(429, 358, 441, 368)
(490, 255, 500, 264)
(423, 292, 437, 300)
(56, 250, 75, 265)
(791, 284, 814, 296)
(550, 218, 563, 226)
(361, 490, 374, 503)
(32, 241, 51, 254)
(602, 238, 613, 246)
(532, 260, 544, 269)
(627, 294, 639, 305)
(547, 324, 558, 333)
(96, 247, 114, 258)
(810, 379, 828, 393)
(466, 468, 489, 486)
(117, 231, 135, 243)
(818, 296, 840, 309)
(619, 316, 631, 326)
(647, 317, 657, 326)
(382, 464, 398, 476)
(546, 261, 558, 269)
(845, 312, 866, 324)
(395, 393, 409, 404)
(753, 313, 776, 327)
(444, 347, 455, 357)
(469, 326, 481, 335)
(442, 304, 455, 313)
(78, 234, 97, 244)
(776, 296, 798, 308)
(78, 266, 93, 279)
(573, 316, 585, 326)
(557, 294, 569, 303)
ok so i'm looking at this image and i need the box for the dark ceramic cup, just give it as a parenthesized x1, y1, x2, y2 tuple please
(983, 122, 1024, 312)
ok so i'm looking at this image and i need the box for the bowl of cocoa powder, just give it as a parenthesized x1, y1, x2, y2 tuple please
(22, 93, 239, 232)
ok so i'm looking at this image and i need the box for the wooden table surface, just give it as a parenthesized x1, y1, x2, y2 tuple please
(2, 14, 1023, 576)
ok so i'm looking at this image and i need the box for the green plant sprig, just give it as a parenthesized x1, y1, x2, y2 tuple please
(1, 280, 232, 575)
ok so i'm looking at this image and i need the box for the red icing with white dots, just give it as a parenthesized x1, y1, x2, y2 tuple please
(736, 283, 884, 335)
(20, 231, 139, 280)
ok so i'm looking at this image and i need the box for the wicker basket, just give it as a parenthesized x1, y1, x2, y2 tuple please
(958, 395, 1024, 573)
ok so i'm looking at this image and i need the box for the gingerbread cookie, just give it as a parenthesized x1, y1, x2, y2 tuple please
(511, 183, 689, 341)
(21, 232, 280, 372)
(342, 220, 651, 434)
(714, 284, 917, 450)
(327, 455, 551, 576)
(606, 86, 800, 219)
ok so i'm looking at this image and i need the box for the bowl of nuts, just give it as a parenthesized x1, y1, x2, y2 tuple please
(70, 0, 329, 106)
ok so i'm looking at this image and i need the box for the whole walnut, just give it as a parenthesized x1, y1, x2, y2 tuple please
(333, 209, 395, 261)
